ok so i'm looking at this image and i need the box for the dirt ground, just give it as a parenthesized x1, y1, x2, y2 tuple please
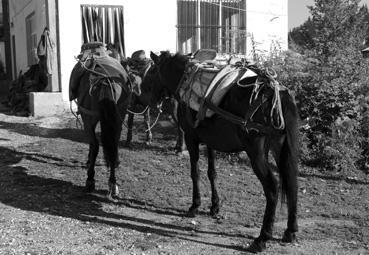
(0, 104, 368, 255)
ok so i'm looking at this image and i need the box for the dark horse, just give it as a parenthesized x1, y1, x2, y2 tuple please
(121, 50, 154, 147)
(70, 43, 151, 198)
(148, 51, 299, 253)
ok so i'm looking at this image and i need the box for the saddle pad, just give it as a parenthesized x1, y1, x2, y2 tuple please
(203, 65, 240, 117)
(69, 55, 128, 101)
(178, 65, 219, 112)
(93, 55, 127, 81)
(178, 64, 240, 118)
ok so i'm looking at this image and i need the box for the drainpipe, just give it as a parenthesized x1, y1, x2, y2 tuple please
(45, 0, 61, 92)
(197, 0, 201, 50)
(2, 0, 12, 81)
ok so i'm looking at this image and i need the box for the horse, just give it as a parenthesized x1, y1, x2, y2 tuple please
(147, 51, 299, 253)
(69, 42, 151, 198)
(141, 64, 187, 153)
(118, 50, 153, 147)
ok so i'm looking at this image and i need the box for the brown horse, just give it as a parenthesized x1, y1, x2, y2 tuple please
(147, 51, 299, 253)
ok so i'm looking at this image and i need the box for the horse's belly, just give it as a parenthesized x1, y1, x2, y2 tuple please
(196, 118, 245, 152)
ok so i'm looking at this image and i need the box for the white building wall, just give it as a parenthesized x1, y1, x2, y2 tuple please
(58, 0, 177, 101)
(8, 0, 287, 103)
(8, 0, 46, 76)
(246, 0, 288, 57)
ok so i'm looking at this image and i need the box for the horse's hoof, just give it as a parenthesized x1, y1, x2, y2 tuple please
(85, 180, 95, 193)
(210, 205, 220, 218)
(177, 150, 189, 157)
(186, 206, 199, 218)
(108, 182, 119, 198)
(282, 230, 297, 243)
(145, 141, 152, 146)
(246, 239, 266, 253)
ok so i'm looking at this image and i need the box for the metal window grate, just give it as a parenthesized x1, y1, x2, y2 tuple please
(81, 5, 126, 57)
(177, 0, 246, 54)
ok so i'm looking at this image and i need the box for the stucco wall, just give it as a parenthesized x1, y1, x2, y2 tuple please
(58, 0, 177, 101)
(8, 0, 288, 103)
(8, 0, 46, 76)
(246, 0, 288, 57)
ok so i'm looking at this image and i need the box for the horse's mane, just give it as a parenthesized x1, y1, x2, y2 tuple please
(160, 52, 188, 72)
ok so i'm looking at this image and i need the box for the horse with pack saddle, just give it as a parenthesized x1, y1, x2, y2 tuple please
(69, 42, 154, 198)
(146, 49, 299, 253)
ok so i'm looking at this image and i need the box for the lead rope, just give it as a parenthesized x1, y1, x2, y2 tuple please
(70, 100, 83, 129)
(144, 99, 163, 132)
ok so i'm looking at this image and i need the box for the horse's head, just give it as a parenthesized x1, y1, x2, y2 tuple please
(148, 51, 188, 107)
(140, 60, 163, 109)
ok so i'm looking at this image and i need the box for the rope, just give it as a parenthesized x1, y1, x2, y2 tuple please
(144, 100, 163, 132)
(265, 68, 285, 130)
(70, 100, 83, 129)
(127, 105, 149, 115)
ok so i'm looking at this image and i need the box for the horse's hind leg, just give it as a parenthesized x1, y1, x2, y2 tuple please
(124, 112, 134, 148)
(207, 147, 220, 217)
(144, 108, 152, 145)
(277, 138, 298, 243)
(246, 137, 279, 253)
(108, 123, 123, 199)
(82, 115, 99, 192)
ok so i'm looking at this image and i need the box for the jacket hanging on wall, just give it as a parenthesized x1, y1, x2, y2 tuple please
(37, 28, 53, 75)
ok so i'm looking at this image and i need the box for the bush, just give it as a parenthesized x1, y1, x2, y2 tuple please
(257, 48, 369, 175)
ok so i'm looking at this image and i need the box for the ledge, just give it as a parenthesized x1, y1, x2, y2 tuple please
(29, 92, 66, 117)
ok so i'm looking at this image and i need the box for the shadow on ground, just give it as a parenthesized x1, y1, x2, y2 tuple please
(0, 145, 250, 252)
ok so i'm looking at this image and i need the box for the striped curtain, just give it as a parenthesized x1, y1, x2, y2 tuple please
(81, 5, 125, 57)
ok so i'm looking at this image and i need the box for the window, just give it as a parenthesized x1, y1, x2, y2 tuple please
(81, 5, 125, 58)
(177, 0, 246, 54)
(25, 12, 38, 66)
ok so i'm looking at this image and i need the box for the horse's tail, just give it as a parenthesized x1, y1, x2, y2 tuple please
(278, 92, 299, 209)
(98, 94, 121, 169)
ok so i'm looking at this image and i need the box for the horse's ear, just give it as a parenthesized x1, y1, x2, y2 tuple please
(150, 51, 159, 64)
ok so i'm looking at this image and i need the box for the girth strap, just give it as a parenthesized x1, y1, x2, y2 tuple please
(203, 95, 274, 134)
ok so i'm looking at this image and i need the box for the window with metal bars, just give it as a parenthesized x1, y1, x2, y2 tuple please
(177, 0, 246, 54)
(81, 5, 126, 58)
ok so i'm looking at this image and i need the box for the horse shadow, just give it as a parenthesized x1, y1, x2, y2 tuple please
(0, 146, 250, 252)
(0, 120, 87, 143)
(0, 114, 179, 150)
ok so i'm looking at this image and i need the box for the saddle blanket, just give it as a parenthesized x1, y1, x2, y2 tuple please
(69, 54, 127, 101)
(179, 63, 257, 118)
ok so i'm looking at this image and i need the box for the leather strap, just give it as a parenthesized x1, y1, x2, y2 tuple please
(203, 94, 274, 134)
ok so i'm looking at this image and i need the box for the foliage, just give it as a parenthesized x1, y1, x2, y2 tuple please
(251, 0, 369, 174)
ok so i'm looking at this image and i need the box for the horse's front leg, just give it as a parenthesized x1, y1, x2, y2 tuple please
(207, 147, 220, 217)
(124, 112, 134, 148)
(175, 126, 186, 153)
(144, 108, 152, 145)
(185, 134, 201, 217)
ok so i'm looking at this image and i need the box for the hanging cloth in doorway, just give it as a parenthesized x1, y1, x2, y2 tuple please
(81, 5, 126, 58)
(37, 27, 54, 75)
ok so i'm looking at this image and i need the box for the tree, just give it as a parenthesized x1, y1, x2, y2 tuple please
(283, 0, 369, 173)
